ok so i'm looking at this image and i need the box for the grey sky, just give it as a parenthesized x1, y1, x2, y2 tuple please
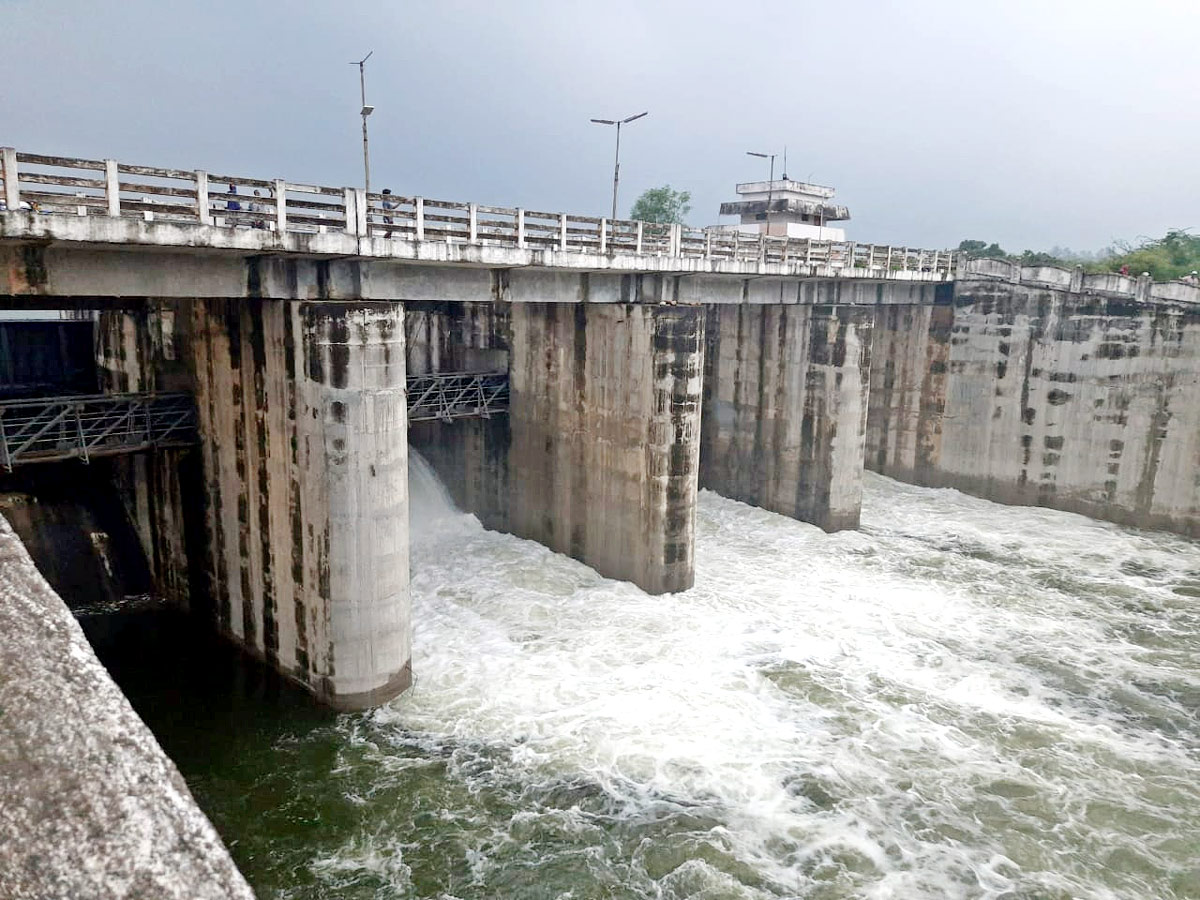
(3, 0, 1197, 251)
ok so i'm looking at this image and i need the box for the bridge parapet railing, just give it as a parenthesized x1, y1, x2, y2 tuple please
(1, 146, 957, 274)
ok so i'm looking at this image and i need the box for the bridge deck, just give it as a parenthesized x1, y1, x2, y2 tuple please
(1, 147, 956, 278)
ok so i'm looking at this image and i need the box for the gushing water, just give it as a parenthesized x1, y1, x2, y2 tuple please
(170, 455, 1200, 898)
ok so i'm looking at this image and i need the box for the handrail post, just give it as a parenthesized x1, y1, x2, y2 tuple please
(2, 147, 20, 211)
(599, 218, 608, 254)
(415, 196, 425, 241)
(670, 223, 682, 257)
(635, 221, 643, 254)
(195, 171, 212, 225)
(104, 159, 120, 217)
(1135, 272, 1152, 303)
(468, 202, 478, 243)
(705, 229, 712, 260)
(559, 213, 568, 252)
(353, 188, 368, 236)
(273, 179, 287, 233)
(343, 188, 358, 235)
(516, 208, 525, 248)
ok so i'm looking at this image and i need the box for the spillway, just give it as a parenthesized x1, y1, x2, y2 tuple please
(80, 456, 1200, 899)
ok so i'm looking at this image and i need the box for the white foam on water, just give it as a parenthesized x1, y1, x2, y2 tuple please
(316, 462, 1200, 898)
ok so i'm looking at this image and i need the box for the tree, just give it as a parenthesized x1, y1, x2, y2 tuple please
(957, 239, 1008, 259)
(1098, 230, 1200, 280)
(630, 186, 691, 225)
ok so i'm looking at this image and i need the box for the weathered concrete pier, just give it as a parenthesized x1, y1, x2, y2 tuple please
(3, 146, 1199, 714)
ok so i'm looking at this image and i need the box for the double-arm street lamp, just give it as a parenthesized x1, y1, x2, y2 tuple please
(351, 51, 375, 193)
(591, 111, 648, 220)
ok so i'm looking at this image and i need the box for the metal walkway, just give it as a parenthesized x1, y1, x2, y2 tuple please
(0, 371, 509, 469)
(406, 371, 509, 423)
(0, 392, 198, 470)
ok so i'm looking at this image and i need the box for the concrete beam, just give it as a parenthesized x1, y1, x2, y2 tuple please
(0, 209, 954, 284)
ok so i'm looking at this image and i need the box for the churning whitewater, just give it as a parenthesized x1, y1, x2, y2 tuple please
(255, 454, 1200, 898)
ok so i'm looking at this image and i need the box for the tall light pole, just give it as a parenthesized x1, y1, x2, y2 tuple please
(591, 111, 648, 220)
(747, 150, 777, 229)
(351, 51, 375, 194)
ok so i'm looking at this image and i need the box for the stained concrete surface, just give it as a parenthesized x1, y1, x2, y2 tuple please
(0, 514, 254, 900)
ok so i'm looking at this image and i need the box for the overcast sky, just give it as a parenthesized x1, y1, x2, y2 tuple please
(3, 0, 1197, 251)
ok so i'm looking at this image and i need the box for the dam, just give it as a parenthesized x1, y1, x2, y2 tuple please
(3, 146, 1200, 898)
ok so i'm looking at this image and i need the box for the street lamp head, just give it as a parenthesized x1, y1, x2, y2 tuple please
(361, 105, 375, 117)
(747, 151, 770, 159)
(622, 111, 649, 124)
(590, 118, 617, 125)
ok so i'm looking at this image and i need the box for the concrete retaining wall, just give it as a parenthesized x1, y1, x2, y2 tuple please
(868, 279, 1200, 534)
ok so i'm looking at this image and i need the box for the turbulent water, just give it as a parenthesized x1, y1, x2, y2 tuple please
(95, 457, 1200, 899)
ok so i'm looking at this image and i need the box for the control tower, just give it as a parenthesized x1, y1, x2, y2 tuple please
(718, 177, 850, 241)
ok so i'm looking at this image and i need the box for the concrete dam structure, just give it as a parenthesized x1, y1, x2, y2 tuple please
(3, 146, 1200, 720)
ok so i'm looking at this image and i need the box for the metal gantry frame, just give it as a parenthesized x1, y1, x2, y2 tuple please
(0, 392, 198, 471)
(0, 374, 508, 470)
(406, 371, 509, 424)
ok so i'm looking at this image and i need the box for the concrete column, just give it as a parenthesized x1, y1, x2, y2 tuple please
(195, 171, 212, 226)
(508, 303, 704, 594)
(700, 303, 873, 531)
(103, 160, 120, 217)
(2, 147, 20, 211)
(188, 298, 410, 709)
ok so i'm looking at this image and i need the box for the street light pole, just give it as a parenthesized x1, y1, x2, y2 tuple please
(747, 150, 777, 231)
(591, 111, 648, 220)
(351, 51, 375, 194)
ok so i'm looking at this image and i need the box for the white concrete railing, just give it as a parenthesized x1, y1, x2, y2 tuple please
(958, 256, 1200, 305)
(0, 147, 957, 274)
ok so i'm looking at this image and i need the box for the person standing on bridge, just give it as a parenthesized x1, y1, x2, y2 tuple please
(249, 190, 267, 230)
(381, 188, 396, 238)
(225, 184, 241, 226)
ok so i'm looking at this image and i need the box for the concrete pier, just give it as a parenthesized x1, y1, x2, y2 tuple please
(509, 303, 704, 594)
(409, 301, 705, 595)
(701, 304, 873, 531)
(98, 299, 411, 710)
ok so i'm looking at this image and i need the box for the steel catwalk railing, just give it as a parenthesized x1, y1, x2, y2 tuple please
(0, 392, 198, 470)
(0, 146, 958, 276)
(0, 374, 508, 468)
(406, 371, 509, 423)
